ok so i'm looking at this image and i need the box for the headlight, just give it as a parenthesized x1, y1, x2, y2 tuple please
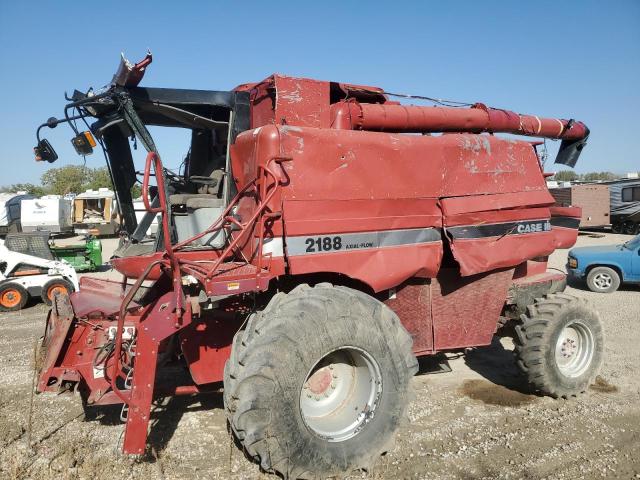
(568, 257, 578, 268)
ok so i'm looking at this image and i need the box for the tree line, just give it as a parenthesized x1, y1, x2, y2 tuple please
(0, 165, 141, 198)
(551, 171, 619, 182)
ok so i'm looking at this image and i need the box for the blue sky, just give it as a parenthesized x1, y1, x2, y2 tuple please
(0, 0, 638, 185)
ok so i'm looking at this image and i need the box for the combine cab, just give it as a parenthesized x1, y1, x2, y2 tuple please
(33, 54, 602, 479)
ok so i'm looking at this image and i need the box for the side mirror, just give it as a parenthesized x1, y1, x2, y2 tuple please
(34, 139, 58, 163)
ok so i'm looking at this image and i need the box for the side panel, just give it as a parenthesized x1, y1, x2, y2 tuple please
(431, 268, 514, 350)
(276, 128, 548, 201)
(283, 198, 442, 292)
(179, 313, 242, 385)
(274, 75, 331, 128)
(273, 127, 550, 287)
(384, 280, 433, 354)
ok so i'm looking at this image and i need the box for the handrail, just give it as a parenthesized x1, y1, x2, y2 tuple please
(110, 153, 287, 406)
(141, 152, 184, 326)
(204, 162, 283, 280)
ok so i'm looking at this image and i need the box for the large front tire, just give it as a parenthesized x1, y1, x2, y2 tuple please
(224, 284, 417, 479)
(515, 293, 604, 398)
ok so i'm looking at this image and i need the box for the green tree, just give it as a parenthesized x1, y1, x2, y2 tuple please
(85, 167, 114, 191)
(553, 170, 579, 182)
(5, 165, 143, 200)
(0, 183, 48, 196)
(41, 165, 89, 195)
(581, 171, 617, 182)
(131, 184, 142, 199)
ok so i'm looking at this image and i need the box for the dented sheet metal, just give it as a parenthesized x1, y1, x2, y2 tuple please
(550, 206, 582, 248)
(442, 194, 556, 276)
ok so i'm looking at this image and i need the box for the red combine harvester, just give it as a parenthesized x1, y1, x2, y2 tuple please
(34, 54, 602, 478)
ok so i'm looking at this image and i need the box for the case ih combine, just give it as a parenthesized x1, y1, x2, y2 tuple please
(33, 54, 602, 478)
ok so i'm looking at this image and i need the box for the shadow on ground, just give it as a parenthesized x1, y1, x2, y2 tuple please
(83, 392, 224, 454)
(462, 337, 539, 406)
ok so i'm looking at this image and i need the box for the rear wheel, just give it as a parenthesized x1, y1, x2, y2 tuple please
(224, 284, 417, 479)
(586, 266, 620, 293)
(515, 293, 603, 398)
(611, 222, 623, 234)
(0, 283, 29, 311)
(623, 221, 639, 235)
(41, 278, 74, 306)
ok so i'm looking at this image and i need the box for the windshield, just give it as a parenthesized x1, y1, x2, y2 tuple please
(623, 234, 640, 250)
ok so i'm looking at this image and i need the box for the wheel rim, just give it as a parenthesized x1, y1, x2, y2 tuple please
(592, 272, 612, 290)
(1, 289, 22, 308)
(554, 321, 595, 377)
(299, 346, 382, 442)
(47, 285, 68, 300)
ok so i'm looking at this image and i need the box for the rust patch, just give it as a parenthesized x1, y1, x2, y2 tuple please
(590, 376, 618, 393)
(460, 379, 536, 407)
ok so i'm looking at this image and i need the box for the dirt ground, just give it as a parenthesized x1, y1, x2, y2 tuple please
(1, 232, 639, 480)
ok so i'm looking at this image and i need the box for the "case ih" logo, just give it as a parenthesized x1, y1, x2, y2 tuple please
(517, 221, 551, 234)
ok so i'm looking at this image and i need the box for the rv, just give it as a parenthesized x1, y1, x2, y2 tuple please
(73, 188, 119, 236)
(20, 195, 73, 233)
(608, 179, 640, 234)
(0, 192, 35, 235)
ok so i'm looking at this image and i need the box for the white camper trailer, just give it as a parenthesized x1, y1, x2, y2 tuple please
(20, 195, 73, 233)
(73, 188, 119, 236)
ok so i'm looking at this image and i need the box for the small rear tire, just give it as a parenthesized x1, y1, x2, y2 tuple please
(224, 284, 418, 479)
(0, 283, 29, 311)
(515, 293, 604, 398)
(586, 266, 620, 293)
(623, 221, 640, 235)
(41, 278, 74, 306)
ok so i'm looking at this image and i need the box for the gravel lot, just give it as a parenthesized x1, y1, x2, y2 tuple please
(1, 232, 638, 479)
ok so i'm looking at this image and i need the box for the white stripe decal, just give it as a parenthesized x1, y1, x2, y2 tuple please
(285, 227, 441, 256)
(262, 237, 284, 257)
